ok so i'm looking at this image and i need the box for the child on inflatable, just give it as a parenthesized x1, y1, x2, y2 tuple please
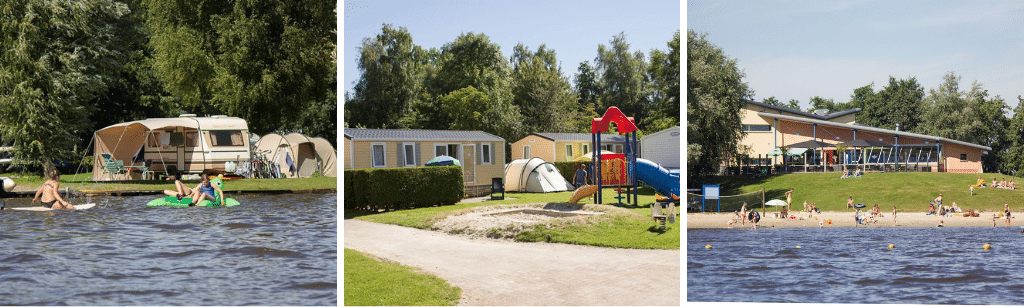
(162, 172, 224, 206)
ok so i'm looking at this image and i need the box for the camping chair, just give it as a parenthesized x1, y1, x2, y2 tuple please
(100, 153, 127, 180)
(133, 160, 154, 180)
(490, 177, 504, 200)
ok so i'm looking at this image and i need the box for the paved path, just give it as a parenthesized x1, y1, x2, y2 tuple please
(344, 219, 680, 306)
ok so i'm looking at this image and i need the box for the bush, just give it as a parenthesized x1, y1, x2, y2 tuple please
(552, 161, 591, 185)
(345, 166, 464, 211)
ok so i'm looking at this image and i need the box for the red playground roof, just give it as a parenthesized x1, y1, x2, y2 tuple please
(591, 107, 637, 134)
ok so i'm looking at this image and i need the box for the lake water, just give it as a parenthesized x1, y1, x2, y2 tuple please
(688, 226, 1024, 304)
(0, 193, 336, 305)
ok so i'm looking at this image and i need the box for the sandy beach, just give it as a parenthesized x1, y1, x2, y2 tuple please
(687, 210, 1019, 228)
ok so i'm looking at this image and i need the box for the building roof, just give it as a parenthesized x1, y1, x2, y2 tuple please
(758, 112, 991, 151)
(639, 126, 680, 140)
(343, 128, 504, 142)
(747, 99, 860, 121)
(526, 133, 627, 143)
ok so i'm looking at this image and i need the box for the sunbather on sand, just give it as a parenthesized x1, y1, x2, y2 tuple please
(847, 196, 854, 209)
(951, 202, 962, 213)
(927, 202, 937, 215)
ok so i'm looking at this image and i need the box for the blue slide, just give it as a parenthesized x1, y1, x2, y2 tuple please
(634, 158, 681, 198)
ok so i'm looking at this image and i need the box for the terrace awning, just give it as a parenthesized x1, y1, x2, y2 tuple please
(838, 139, 891, 148)
(767, 147, 808, 156)
(787, 140, 834, 149)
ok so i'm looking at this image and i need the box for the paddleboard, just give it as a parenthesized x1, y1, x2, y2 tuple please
(8, 203, 96, 211)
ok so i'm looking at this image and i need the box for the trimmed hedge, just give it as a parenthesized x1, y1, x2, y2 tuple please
(345, 166, 464, 211)
(553, 161, 591, 186)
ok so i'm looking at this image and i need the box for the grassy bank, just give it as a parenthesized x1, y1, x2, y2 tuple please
(346, 187, 680, 249)
(344, 248, 461, 306)
(3, 172, 337, 192)
(698, 172, 1023, 213)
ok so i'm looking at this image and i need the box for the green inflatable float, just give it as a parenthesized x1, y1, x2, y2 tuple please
(146, 178, 240, 207)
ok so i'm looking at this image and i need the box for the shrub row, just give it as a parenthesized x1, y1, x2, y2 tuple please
(552, 161, 591, 186)
(344, 166, 464, 211)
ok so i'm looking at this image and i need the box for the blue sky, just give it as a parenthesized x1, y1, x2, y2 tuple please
(688, 0, 1024, 110)
(342, 0, 681, 95)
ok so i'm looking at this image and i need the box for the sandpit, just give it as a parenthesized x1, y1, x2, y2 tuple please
(431, 203, 632, 239)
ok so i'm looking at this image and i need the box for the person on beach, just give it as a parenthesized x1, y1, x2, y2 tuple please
(1010, 179, 1017, 190)
(927, 202, 936, 215)
(1005, 204, 1012, 226)
(1001, 178, 1008, 189)
(951, 202, 962, 213)
(740, 202, 748, 226)
(785, 189, 794, 212)
(892, 205, 898, 227)
(847, 196, 854, 209)
(803, 200, 808, 212)
(871, 204, 881, 217)
(853, 168, 862, 177)
(994, 177, 1000, 188)
(934, 194, 943, 207)
(31, 170, 75, 209)
(854, 208, 864, 226)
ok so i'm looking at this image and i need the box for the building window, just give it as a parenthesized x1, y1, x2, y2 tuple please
(482, 143, 491, 164)
(565, 144, 573, 161)
(960, 154, 967, 162)
(582, 144, 590, 155)
(435, 144, 447, 157)
(448, 144, 460, 159)
(404, 143, 415, 166)
(209, 130, 245, 146)
(372, 143, 386, 168)
(742, 124, 772, 132)
(524, 145, 531, 158)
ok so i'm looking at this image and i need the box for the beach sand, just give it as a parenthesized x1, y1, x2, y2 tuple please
(687, 210, 1019, 229)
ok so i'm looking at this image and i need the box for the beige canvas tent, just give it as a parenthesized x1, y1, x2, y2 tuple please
(252, 132, 337, 178)
(92, 115, 250, 181)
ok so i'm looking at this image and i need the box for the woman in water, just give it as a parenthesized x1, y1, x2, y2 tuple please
(32, 170, 74, 209)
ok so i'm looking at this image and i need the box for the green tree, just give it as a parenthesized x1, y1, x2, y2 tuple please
(858, 77, 924, 131)
(438, 86, 522, 136)
(645, 30, 681, 126)
(510, 44, 580, 133)
(786, 99, 801, 110)
(919, 72, 1008, 171)
(349, 24, 429, 129)
(145, 0, 336, 135)
(0, 0, 131, 175)
(848, 83, 875, 122)
(762, 96, 781, 107)
(573, 61, 602, 131)
(595, 32, 649, 125)
(1003, 96, 1024, 173)
(421, 32, 522, 141)
(687, 30, 754, 179)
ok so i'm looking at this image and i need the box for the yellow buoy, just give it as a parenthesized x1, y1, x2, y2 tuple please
(705, 244, 712, 249)
(888, 244, 895, 249)
(796, 245, 801, 249)
(983, 243, 991, 250)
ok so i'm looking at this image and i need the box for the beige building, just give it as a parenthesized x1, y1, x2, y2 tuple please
(737, 100, 989, 173)
(342, 128, 505, 188)
(510, 133, 626, 162)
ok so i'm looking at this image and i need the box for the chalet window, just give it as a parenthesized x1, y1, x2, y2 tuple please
(482, 143, 491, 164)
(404, 143, 415, 166)
(372, 143, 386, 167)
(960, 154, 967, 162)
(742, 124, 772, 132)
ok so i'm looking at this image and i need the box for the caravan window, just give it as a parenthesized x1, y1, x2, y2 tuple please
(209, 130, 245, 146)
(185, 131, 198, 147)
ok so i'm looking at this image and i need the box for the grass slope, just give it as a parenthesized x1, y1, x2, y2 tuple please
(346, 187, 680, 249)
(344, 248, 461, 306)
(701, 172, 1024, 213)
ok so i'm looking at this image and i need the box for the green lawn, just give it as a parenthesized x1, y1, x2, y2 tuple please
(698, 172, 1023, 213)
(347, 186, 680, 249)
(344, 248, 461, 306)
(3, 172, 336, 192)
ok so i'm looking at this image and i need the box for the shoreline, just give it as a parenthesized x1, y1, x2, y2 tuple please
(687, 211, 1018, 229)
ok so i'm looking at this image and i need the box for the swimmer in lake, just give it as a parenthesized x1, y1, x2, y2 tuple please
(31, 170, 74, 209)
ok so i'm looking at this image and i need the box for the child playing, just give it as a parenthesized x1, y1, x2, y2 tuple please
(162, 172, 223, 206)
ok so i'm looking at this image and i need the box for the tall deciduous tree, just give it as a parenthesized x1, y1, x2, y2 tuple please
(422, 32, 522, 141)
(919, 72, 1007, 171)
(687, 30, 753, 179)
(510, 44, 579, 133)
(858, 77, 924, 131)
(1002, 96, 1024, 173)
(595, 32, 649, 125)
(349, 24, 429, 129)
(0, 0, 131, 175)
(145, 0, 335, 135)
(646, 30, 681, 126)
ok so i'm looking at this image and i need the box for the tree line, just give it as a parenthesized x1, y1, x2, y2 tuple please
(689, 29, 1024, 179)
(345, 24, 681, 161)
(0, 0, 336, 175)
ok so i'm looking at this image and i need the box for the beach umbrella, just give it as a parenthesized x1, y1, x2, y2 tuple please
(766, 199, 788, 207)
(426, 155, 461, 166)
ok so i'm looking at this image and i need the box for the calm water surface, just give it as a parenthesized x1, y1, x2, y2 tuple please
(689, 226, 1024, 304)
(1, 193, 336, 305)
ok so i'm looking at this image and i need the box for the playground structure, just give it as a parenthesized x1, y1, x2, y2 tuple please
(572, 107, 681, 227)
